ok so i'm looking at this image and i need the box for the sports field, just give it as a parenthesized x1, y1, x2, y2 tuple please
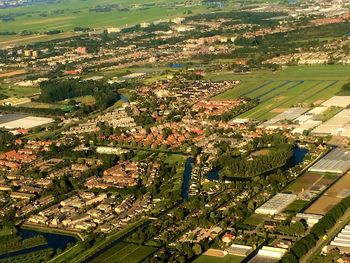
(211, 65, 350, 121)
(90, 242, 157, 263)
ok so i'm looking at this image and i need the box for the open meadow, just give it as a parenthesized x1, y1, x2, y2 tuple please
(211, 65, 350, 120)
(0, 0, 208, 46)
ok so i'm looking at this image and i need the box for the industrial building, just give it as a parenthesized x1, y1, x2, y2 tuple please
(225, 244, 252, 257)
(249, 246, 287, 263)
(263, 107, 309, 129)
(322, 96, 350, 108)
(293, 213, 323, 227)
(324, 224, 350, 254)
(255, 193, 297, 216)
(312, 109, 350, 137)
(309, 148, 350, 174)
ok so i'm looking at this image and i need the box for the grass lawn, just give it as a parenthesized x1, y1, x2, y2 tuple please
(0, 227, 14, 236)
(194, 254, 244, 263)
(243, 213, 266, 226)
(284, 199, 309, 214)
(68, 219, 147, 263)
(0, 85, 40, 98)
(164, 153, 186, 164)
(90, 242, 157, 263)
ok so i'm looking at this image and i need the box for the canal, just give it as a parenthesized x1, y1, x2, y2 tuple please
(0, 228, 78, 260)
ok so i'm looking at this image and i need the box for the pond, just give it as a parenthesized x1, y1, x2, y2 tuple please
(119, 94, 129, 103)
(182, 157, 194, 201)
(0, 228, 78, 260)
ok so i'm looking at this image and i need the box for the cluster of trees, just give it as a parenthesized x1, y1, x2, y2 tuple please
(0, 105, 65, 116)
(277, 221, 306, 237)
(0, 235, 47, 254)
(282, 195, 350, 262)
(39, 79, 121, 110)
(211, 98, 259, 121)
(218, 143, 293, 178)
(337, 82, 350, 96)
(0, 130, 15, 151)
(188, 11, 287, 28)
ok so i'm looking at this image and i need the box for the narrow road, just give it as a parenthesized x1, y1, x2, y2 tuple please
(301, 208, 350, 263)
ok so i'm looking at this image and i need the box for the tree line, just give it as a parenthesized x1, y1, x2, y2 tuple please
(39, 79, 121, 110)
(282, 195, 350, 262)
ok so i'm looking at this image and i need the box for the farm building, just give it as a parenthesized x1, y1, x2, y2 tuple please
(309, 148, 350, 174)
(324, 224, 350, 254)
(225, 244, 252, 256)
(312, 109, 350, 136)
(293, 213, 323, 227)
(322, 96, 350, 108)
(0, 114, 54, 129)
(262, 108, 309, 129)
(249, 246, 287, 263)
(255, 193, 297, 215)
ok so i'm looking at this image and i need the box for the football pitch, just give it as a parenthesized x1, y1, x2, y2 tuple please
(211, 65, 350, 121)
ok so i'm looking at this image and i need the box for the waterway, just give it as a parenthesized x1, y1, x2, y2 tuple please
(119, 94, 129, 103)
(182, 157, 194, 201)
(206, 147, 308, 181)
(0, 228, 78, 260)
(83, 156, 194, 262)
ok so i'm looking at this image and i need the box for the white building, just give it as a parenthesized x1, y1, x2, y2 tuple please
(255, 193, 297, 215)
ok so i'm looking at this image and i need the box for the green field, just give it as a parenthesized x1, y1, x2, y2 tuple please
(211, 65, 350, 121)
(284, 200, 309, 214)
(90, 242, 157, 263)
(0, 0, 208, 46)
(194, 254, 244, 263)
(243, 213, 266, 226)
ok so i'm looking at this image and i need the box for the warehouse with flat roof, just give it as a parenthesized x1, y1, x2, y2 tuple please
(322, 96, 350, 108)
(263, 108, 309, 128)
(309, 148, 350, 174)
(312, 109, 350, 136)
(325, 224, 350, 254)
(255, 193, 297, 216)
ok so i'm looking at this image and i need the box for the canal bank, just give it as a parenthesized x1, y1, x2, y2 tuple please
(0, 225, 79, 260)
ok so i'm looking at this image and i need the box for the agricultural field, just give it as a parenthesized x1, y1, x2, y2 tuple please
(284, 199, 309, 214)
(286, 172, 324, 194)
(89, 242, 157, 263)
(306, 172, 350, 215)
(211, 65, 350, 121)
(194, 254, 244, 263)
(0, 0, 208, 46)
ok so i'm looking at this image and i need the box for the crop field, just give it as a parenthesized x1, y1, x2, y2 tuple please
(286, 172, 324, 194)
(211, 65, 350, 121)
(90, 242, 157, 263)
(0, 0, 208, 46)
(194, 254, 244, 263)
(284, 199, 309, 214)
(0, 69, 27, 78)
(306, 172, 350, 215)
